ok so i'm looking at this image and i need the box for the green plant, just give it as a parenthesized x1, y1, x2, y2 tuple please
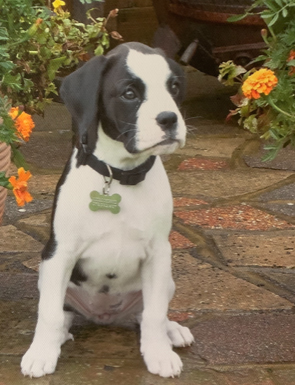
(219, 0, 295, 160)
(0, 0, 121, 205)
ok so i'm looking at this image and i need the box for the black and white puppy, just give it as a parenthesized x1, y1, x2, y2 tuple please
(21, 42, 194, 378)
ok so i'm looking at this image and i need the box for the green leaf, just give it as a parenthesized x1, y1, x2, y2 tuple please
(268, 12, 279, 27)
(227, 14, 248, 23)
(0, 174, 11, 189)
(48, 56, 66, 81)
(0, 27, 9, 41)
(282, 8, 288, 17)
(10, 145, 29, 170)
(94, 44, 104, 56)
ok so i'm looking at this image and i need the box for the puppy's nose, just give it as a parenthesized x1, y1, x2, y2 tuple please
(156, 111, 178, 131)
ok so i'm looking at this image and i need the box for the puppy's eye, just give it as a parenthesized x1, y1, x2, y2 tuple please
(170, 82, 180, 97)
(122, 88, 136, 100)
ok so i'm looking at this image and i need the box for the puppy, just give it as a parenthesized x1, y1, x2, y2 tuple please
(21, 42, 194, 378)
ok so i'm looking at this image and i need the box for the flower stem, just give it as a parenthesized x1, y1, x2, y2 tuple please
(268, 97, 295, 120)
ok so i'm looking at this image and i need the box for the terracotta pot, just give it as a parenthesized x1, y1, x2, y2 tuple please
(0, 142, 11, 224)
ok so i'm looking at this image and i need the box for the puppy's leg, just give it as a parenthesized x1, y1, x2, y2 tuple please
(140, 242, 183, 378)
(21, 252, 75, 378)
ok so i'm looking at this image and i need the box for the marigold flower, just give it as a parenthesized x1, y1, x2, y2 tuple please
(8, 168, 33, 207)
(287, 50, 295, 76)
(242, 68, 278, 99)
(52, 0, 65, 9)
(287, 50, 295, 62)
(9, 107, 35, 141)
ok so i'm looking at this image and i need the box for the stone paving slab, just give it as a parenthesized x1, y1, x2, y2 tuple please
(258, 269, 295, 294)
(0, 226, 43, 253)
(213, 231, 295, 268)
(258, 182, 295, 201)
(0, 356, 225, 385)
(258, 202, 295, 219)
(29, 174, 60, 196)
(272, 368, 295, 385)
(174, 137, 245, 158)
(32, 102, 72, 132)
(175, 205, 295, 231)
(219, 369, 276, 385)
(0, 273, 38, 301)
(170, 253, 293, 312)
(191, 313, 295, 365)
(178, 158, 229, 171)
(169, 170, 294, 199)
(3, 196, 53, 225)
(243, 141, 295, 171)
(21, 131, 72, 171)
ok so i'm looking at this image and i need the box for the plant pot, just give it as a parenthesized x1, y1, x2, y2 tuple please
(0, 142, 11, 224)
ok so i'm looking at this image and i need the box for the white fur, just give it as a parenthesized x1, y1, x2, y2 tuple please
(21, 48, 194, 379)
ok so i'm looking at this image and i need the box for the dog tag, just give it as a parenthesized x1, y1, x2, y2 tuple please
(89, 191, 121, 214)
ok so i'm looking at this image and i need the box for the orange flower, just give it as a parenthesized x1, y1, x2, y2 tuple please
(287, 50, 295, 76)
(8, 168, 33, 207)
(242, 68, 278, 99)
(9, 107, 35, 141)
(287, 50, 295, 62)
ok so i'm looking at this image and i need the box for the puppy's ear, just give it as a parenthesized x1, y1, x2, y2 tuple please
(60, 55, 108, 165)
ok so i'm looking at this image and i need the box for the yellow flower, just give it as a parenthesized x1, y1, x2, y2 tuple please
(242, 68, 278, 99)
(9, 107, 35, 142)
(8, 168, 33, 207)
(52, 0, 65, 9)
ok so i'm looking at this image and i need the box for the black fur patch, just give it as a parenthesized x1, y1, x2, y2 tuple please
(70, 262, 87, 286)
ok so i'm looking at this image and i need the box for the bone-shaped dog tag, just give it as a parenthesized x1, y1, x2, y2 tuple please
(89, 191, 121, 214)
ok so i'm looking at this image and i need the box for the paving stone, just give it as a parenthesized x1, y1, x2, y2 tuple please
(243, 143, 295, 171)
(168, 170, 293, 199)
(32, 102, 72, 132)
(3, 196, 53, 225)
(256, 269, 295, 293)
(178, 158, 229, 171)
(184, 118, 243, 137)
(271, 368, 295, 385)
(170, 253, 292, 312)
(258, 183, 295, 201)
(191, 313, 295, 365)
(0, 252, 40, 273)
(175, 205, 295, 230)
(173, 197, 208, 207)
(170, 231, 195, 249)
(175, 137, 245, 158)
(29, 174, 60, 195)
(0, 355, 222, 385)
(220, 369, 275, 385)
(213, 231, 295, 268)
(16, 212, 51, 243)
(0, 273, 38, 301)
(21, 131, 72, 170)
(258, 202, 295, 218)
(0, 225, 43, 253)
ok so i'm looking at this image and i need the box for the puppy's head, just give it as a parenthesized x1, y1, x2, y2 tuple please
(60, 42, 186, 162)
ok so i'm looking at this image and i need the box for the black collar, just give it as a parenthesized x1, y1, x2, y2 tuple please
(83, 154, 156, 185)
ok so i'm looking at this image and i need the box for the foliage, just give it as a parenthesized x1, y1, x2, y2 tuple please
(0, 0, 121, 205)
(219, 0, 295, 160)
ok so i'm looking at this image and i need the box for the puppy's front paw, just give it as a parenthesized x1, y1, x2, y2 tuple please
(141, 343, 183, 378)
(167, 321, 195, 347)
(21, 342, 60, 378)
